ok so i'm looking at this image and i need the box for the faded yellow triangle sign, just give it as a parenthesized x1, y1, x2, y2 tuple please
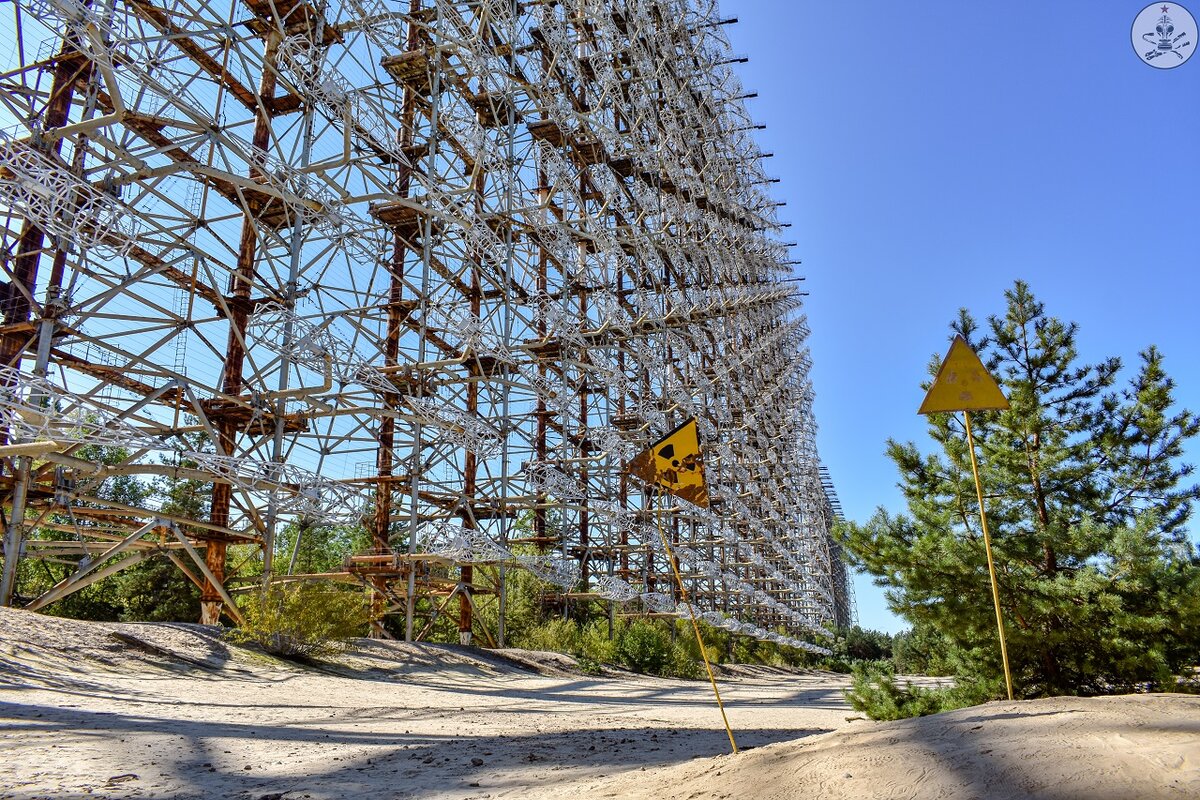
(918, 335, 1010, 414)
(627, 417, 709, 508)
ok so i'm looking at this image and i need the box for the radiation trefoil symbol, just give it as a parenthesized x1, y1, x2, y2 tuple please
(625, 417, 710, 508)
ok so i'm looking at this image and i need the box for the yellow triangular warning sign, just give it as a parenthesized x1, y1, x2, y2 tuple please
(627, 417, 709, 508)
(918, 335, 1010, 415)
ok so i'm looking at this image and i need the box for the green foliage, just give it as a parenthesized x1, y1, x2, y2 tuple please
(666, 639, 703, 679)
(18, 441, 204, 622)
(500, 590, 724, 679)
(844, 661, 998, 721)
(671, 620, 720, 665)
(842, 626, 893, 662)
(231, 583, 368, 659)
(578, 619, 620, 665)
(29, 572, 122, 621)
(482, 562, 547, 645)
(619, 619, 670, 673)
(332, 519, 822, 677)
(815, 625, 894, 672)
(25, 539, 200, 624)
(110, 558, 201, 622)
(838, 281, 1200, 696)
(891, 620, 962, 676)
(796, 626, 897, 673)
(731, 630, 765, 664)
(519, 616, 581, 654)
(152, 443, 211, 520)
(274, 522, 372, 575)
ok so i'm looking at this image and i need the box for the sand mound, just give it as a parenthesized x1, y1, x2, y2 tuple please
(576, 693, 1200, 800)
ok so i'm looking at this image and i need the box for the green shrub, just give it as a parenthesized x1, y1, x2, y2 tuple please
(231, 583, 367, 659)
(516, 616, 580, 654)
(731, 632, 764, 664)
(578, 619, 620, 665)
(667, 641, 702, 679)
(844, 661, 997, 720)
(810, 626, 897, 673)
(619, 620, 671, 673)
(891, 620, 962, 676)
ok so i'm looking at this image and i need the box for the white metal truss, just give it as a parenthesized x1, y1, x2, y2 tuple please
(0, 0, 852, 648)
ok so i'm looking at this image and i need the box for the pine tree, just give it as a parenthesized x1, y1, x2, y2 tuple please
(840, 281, 1200, 696)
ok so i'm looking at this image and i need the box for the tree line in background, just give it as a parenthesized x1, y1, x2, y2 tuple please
(11, 434, 211, 623)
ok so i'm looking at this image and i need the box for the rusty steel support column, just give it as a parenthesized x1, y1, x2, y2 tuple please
(459, 423, 478, 645)
(0, 38, 89, 606)
(370, 233, 403, 636)
(369, 0, 425, 639)
(202, 28, 282, 625)
(458, 188, 483, 644)
(533, 174, 550, 552)
(0, 49, 85, 368)
(577, 287, 590, 589)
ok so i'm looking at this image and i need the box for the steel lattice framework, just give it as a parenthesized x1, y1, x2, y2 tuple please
(0, 0, 852, 650)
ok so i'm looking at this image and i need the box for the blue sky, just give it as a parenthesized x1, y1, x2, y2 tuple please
(721, 1, 1200, 633)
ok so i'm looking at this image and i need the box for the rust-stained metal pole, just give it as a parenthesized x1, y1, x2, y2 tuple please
(371, 0, 423, 639)
(0, 47, 85, 369)
(202, 26, 282, 626)
(458, 135, 487, 644)
(0, 32, 90, 606)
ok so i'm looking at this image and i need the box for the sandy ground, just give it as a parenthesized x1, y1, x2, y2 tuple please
(0, 608, 1196, 800)
(0, 608, 851, 799)
(568, 693, 1200, 800)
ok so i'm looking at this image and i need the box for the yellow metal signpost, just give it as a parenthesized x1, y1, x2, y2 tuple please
(918, 335, 1015, 701)
(628, 417, 738, 753)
